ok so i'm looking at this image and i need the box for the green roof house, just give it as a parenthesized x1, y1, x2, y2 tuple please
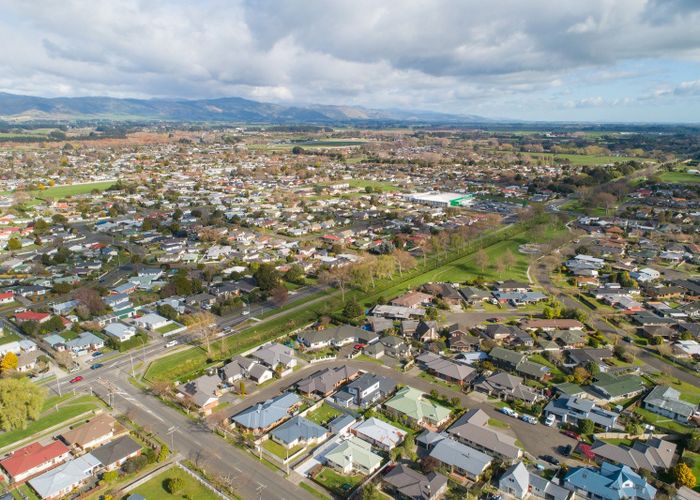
(384, 386, 452, 429)
(324, 437, 382, 475)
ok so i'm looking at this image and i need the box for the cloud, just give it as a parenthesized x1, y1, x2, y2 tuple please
(0, 0, 698, 120)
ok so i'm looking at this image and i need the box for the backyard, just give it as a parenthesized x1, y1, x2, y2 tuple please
(314, 467, 364, 497)
(306, 403, 343, 426)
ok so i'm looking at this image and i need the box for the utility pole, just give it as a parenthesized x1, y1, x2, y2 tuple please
(166, 425, 178, 451)
(129, 352, 135, 378)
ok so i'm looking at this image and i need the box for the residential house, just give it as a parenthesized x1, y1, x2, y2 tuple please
(334, 373, 396, 408)
(324, 436, 383, 475)
(60, 414, 118, 451)
(499, 461, 572, 500)
(91, 436, 142, 471)
(474, 372, 541, 404)
(416, 352, 477, 386)
(296, 366, 359, 397)
(28, 454, 101, 500)
(447, 409, 522, 462)
(65, 332, 104, 355)
(384, 386, 451, 429)
(0, 441, 71, 483)
(231, 392, 300, 434)
(391, 291, 433, 308)
(562, 462, 656, 500)
(420, 432, 492, 481)
(544, 396, 619, 431)
(250, 343, 296, 372)
(177, 374, 221, 415)
(414, 321, 440, 343)
(269, 416, 328, 450)
(382, 464, 448, 500)
(522, 319, 584, 331)
(351, 417, 406, 451)
(590, 373, 645, 403)
(133, 313, 169, 331)
(379, 335, 412, 359)
(589, 438, 676, 473)
(103, 322, 136, 342)
(643, 385, 698, 423)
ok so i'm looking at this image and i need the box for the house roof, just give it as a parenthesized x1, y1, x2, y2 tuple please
(352, 417, 406, 449)
(28, 454, 100, 499)
(270, 416, 327, 445)
(563, 462, 656, 500)
(231, 392, 300, 430)
(384, 386, 451, 424)
(383, 464, 447, 500)
(60, 414, 116, 448)
(0, 441, 70, 478)
(448, 409, 521, 460)
(296, 366, 357, 395)
(428, 434, 492, 477)
(91, 436, 142, 467)
(644, 385, 697, 419)
(590, 438, 676, 472)
(325, 437, 382, 471)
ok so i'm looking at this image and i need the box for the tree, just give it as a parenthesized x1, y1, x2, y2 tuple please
(75, 288, 106, 316)
(319, 266, 352, 303)
(672, 463, 697, 488)
(572, 366, 591, 384)
(270, 285, 289, 306)
(578, 418, 595, 435)
(0, 352, 18, 373)
(503, 250, 516, 273)
(239, 380, 246, 396)
(0, 378, 45, 431)
(164, 476, 184, 494)
(402, 433, 416, 460)
(157, 444, 169, 462)
(189, 311, 218, 357)
(343, 300, 363, 319)
(7, 238, 21, 251)
(284, 264, 305, 284)
(392, 249, 416, 276)
(157, 304, 179, 321)
(474, 248, 489, 273)
(253, 263, 281, 291)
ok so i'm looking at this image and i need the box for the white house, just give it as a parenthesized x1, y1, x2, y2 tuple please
(134, 313, 169, 331)
(103, 322, 136, 342)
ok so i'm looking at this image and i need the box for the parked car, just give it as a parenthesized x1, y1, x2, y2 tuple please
(70, 376, 83, 384)
(90, 363, 103, 370)
(165, 340, 178, 348)
(540, 455, 560, 466)
(562, 430, 580, 440)
(560, 444, 573, 456)
(544, 414, 556, 427)
(353, 343, 367, 350)
(92, 351, 103, 358)
(500, 407, 518, 418)
(520, 414, 537, 425)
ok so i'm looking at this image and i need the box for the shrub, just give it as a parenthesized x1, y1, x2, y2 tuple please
(165, 476, 185, 494)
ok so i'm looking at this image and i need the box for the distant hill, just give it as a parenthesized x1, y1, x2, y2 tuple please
(0, 92, 489, 124)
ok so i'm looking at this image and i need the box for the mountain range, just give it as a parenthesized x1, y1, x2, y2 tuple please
(0, 92, 488, 124)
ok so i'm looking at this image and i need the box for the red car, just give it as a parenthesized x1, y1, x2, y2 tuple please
(69, 376, 83, 384)
(353, 343, 367, 350)
(562, 430, 580, 440)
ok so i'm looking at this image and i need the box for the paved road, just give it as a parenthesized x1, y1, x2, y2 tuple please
(90, 370, 314, 500)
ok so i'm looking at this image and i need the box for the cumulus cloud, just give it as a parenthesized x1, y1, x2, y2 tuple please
(0, 0, 699, 120)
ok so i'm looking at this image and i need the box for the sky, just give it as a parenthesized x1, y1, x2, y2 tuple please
(1, 0, 700, 122)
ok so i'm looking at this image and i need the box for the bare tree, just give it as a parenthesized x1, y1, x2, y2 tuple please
(319, 265, 352, 302)
(474, 248, 489, 273)
(189, 311, 218, 357)
(392, 249, 416, 276)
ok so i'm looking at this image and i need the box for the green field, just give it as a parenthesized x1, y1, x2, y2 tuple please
(345, 179, 399, 192)
(527, 152, 643, 166)
(132, 466, 219, 500)
(262, 439, 304, 459)
(156, 322, 183, 335)
(0, 395, 102, 449)
(658, 171, 700, 184)
(34, 181, 116, 199)
(634, 407, 693, 434)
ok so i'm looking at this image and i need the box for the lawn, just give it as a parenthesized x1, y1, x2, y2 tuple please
(634, 407, 693, 434)
(132, 466, 219, 500)
(0, 395, 102, 449)
(156, 322, 183, 335)
(644, 372, 700, 405)
(0, 331, 20, 345)
(529, 353, 565, 377)
(488, 418, 510, 429)
(659, 171, 700, 184)
(262, 439, 304, 460)
(526, 152, 644, 166)
(314, 467, 364, 497)
(306, 403, 343, 426)
(32, 181, 116, 200)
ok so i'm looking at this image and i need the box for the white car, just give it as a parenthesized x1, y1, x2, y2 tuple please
(500, 407, 518, 418)
(544, 414, 556, 427)
(520, 414, 537, 425)
(165, 340, 179, 348)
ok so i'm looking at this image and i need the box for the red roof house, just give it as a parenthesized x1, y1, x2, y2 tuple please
(14, 311, 51, 324)
(0, 291, 13, 304)
(0, 441, 71, 483)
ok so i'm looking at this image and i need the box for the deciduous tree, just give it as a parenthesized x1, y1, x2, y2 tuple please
(0, 378, 45, 431)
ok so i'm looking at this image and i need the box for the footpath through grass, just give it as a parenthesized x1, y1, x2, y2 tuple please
(145, 216, 565, 383)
